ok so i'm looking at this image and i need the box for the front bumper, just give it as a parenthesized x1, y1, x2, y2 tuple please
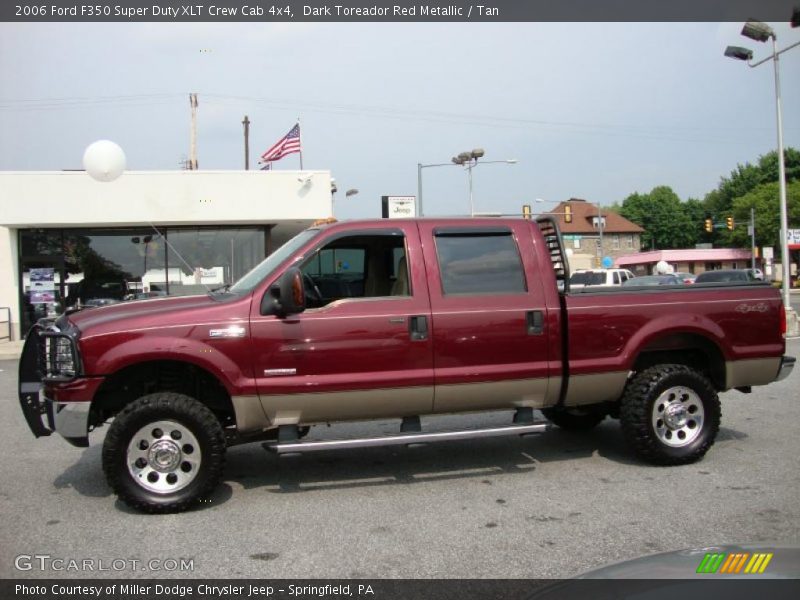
(48, 398, 91, 447)
(18, 323, 96, 448)
(19, 386, 92, 448)
(776, 356, 795, 382)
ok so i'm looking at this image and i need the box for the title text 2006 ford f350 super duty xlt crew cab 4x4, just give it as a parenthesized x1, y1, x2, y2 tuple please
(19, 217, 795, 512)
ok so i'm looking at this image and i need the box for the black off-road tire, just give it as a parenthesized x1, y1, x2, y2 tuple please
(102, 392, 226, 513)
(541, 406, 607, 430)
(620, 364, 721, 465)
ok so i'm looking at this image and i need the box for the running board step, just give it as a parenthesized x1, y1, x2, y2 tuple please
(265, 423, 549, 455)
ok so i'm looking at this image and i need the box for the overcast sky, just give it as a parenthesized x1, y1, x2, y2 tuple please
(1, 21, 799, 220)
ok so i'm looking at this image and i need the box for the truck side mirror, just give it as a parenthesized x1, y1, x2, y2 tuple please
(261, 267, 306, 317)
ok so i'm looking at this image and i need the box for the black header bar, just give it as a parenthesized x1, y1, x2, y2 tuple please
(3, 0, 799, 23)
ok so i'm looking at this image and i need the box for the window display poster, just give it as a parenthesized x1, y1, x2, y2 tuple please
(30, 291, 56, 304)
(29, 268, 55, 303)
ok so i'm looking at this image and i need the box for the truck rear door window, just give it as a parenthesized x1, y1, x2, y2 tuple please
(434, 230, 527, 295)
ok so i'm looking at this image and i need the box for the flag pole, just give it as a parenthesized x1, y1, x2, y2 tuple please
(298, 116, 304, 169)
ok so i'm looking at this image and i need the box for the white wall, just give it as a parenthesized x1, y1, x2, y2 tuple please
(0, 170, 333, 339)
(0, 170, 332, 227)
(0, 226, 19, 340)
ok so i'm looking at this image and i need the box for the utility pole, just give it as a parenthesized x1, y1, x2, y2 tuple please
(597, 200, 604, 266)
(750, 207, 756, 270)
(242, 115, 250, 170)
(189, 93, 199, 170)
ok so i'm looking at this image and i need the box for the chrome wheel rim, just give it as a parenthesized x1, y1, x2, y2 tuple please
(651, 386, 705, 447)
(126, 420, 201, 494)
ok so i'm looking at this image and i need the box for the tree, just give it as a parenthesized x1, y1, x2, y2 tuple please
(730, 181, 800, 257)
(704, 147, 800, 226)
(619, 186, 697, 250)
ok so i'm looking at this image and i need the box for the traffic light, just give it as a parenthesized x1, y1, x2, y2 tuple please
(704, 217, 713, 233)
(726, 216, 734, 230)
(522, 204, 532, 220)
(564, 205, 573, 223)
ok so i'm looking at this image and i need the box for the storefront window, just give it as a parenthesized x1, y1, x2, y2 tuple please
(62, 228, 167, 308)
(18, 226, 268, 333)
(21, 229, 63, 256)
(166, 228, 266, 296)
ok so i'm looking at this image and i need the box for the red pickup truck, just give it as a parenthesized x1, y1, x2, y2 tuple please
(19, 217, 794, 513)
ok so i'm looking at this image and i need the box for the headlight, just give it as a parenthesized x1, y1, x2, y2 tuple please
(40, 334, 77, 380)
(54, 337, 76, 377)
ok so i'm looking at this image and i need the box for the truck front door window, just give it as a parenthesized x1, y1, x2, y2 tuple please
(300, 232, 409, 307)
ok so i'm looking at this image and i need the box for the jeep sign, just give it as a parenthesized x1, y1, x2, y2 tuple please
(381, 196, 417, 219)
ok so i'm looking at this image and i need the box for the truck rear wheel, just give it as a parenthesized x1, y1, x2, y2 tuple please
(102, 392, 226, 513)
(620, 364, 720, 465)
(541, 407, 606, 430)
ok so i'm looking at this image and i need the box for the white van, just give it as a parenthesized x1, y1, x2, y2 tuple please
(569, 268, 636, 290)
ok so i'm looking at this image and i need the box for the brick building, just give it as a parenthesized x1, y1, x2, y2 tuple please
(544, 198, 644, 266)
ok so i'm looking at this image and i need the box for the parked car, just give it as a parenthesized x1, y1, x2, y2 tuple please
(695, 269, 757, 283)
(82, 298, 121, 308)
(621, 274, 682, 286)
(569, 268, 635, 289)
(19, 217, 794, 513)
(674, 272, 697, 284)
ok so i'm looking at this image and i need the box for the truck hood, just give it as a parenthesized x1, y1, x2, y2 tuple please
(67, 293, 248, 338)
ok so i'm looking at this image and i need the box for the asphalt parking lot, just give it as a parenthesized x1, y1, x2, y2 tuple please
(1, 340, 798, 580)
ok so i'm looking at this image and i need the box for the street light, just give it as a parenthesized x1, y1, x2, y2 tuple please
(131, 235, 153, 291)
(417, 161, 459, 217)
(725, 17, 800, 335)
(451, 148, 517, 216)
(330, 181, 359, 217)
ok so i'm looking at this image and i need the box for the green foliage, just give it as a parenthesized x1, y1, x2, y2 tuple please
(617, 148, 799, 251)
(704, 148, 800, 221)
(729, 181, 800, 250)
(619, 186, 698, 250)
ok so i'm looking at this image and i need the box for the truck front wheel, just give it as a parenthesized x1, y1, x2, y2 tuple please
(620, 364, 720, 465)
(102, 392, 226, 513)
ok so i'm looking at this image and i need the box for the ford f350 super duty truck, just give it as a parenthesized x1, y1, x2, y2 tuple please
(19, 217, 795, 513)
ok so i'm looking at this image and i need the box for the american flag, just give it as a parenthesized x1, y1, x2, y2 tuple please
(259, 123, 301, 164)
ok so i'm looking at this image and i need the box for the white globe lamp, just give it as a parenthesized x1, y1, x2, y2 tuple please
(83, 140, 126, 182)
(655, 260, 671, 275)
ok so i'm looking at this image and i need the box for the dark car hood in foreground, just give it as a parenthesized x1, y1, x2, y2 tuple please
(571, 544, 800, 579)
(525, 545, 800, 600)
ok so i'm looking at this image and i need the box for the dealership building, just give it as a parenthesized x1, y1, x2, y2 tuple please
(0, 170, 333, 340)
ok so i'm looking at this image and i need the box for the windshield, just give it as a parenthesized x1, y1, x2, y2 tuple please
(228, 228, 320, 293)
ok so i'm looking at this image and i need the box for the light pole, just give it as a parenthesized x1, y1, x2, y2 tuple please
(451, 149, 517, 216)
(597, 199, 604, 266)
(131, 235, 153, 291)
(725, 17, 800, 335)
(330, 181, 359, 217)
(417, 161, 458, 217)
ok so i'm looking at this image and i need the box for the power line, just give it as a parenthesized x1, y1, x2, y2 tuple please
(0, 92, 794, 145)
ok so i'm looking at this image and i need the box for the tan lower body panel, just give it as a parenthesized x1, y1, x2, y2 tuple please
(247, 377, 558, 428)
(231, 395, 270, 433)
(433, 376, 556, 413)
(725, 357, 781, 390)
(563, 371, 629, 406)
(259, 386, 434, 426)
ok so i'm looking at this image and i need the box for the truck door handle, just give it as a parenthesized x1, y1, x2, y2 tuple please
(526, 310, 544, 335)
(409, 315, 428, 341)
